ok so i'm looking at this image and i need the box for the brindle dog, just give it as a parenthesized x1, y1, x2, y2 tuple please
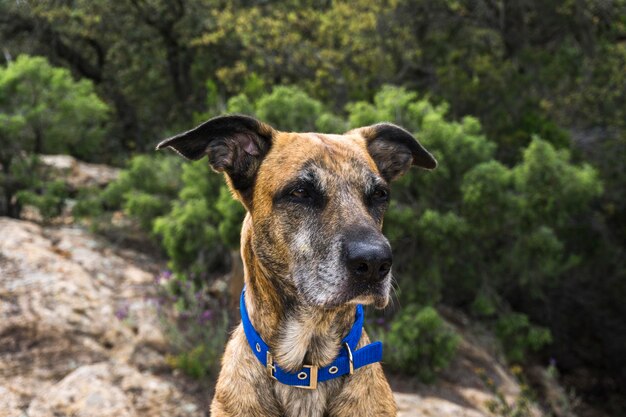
(157, 115, 437, 417)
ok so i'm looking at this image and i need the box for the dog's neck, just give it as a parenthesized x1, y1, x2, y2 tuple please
(240, 216, 356, 373)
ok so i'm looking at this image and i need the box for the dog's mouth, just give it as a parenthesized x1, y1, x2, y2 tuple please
(313, 278, 391, 309)
(345, 280, 390, 309)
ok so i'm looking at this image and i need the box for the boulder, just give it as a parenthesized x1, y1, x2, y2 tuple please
(27, 362, 200, 417)
(39, 154, 120, 190)
(0, 218, 199, 416)
(0, 385, 22, 417)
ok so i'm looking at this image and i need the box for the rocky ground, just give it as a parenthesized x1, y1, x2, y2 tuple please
(0, 217, 547, 417)
(0, 155, 549, 417)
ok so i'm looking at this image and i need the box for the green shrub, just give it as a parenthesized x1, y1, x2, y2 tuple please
(157, 272, 230, 379)
(102, 154, 182, 214)
(0, 55, 109, 218)
(495, 313, 552, 363)
(153, 198, 225, 277)
(315, 112, 347, 133)
(74, 154, 183, 232)
(376, 304, 460, 383)
(347, 86, 428, 132)
(72, 187, 106, 219)
(152, 160, 244, 277)
(0, 55, 109, 160)
(225, 85, 334, 132)
(16, 179, 69, 222)
(477, 367, 535, 417)
(226, 93, 255, 115)
(255, 85, 323, 131)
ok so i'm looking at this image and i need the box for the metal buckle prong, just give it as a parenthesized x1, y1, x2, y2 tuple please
(343, 342, 354, 375)
(294, 365, 318, 389)
(267, 351, 318, 389)
(266, 351, 277, 380)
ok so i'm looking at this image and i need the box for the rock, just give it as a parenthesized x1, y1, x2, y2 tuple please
(27, 362, 202, 417)
(395, 392, 485, 417)
(0, 218, 201, 417)
(39, 154, 120, 190)
(27, 364, 135, 417)
(0, 385, 23, 417)
(0, 216, 550, 417)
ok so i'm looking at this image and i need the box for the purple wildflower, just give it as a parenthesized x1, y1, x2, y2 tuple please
(155, 270, 173, 284)
(198, 309, 213, 324)
(115, 304, 129, 320)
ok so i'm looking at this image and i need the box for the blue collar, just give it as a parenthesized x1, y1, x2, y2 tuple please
(240, 288, 383, 389)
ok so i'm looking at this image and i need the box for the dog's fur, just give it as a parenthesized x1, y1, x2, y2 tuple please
(157, 115, 436, 417)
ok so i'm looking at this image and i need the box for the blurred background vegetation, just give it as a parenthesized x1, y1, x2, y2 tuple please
(1, 0, 625, 415)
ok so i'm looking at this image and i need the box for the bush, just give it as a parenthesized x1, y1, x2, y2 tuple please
(156, 272, 230, 379)
(153, 198, 226, 277)
(16, 179, 69, 222)
(0, 55, 109, 218)
(152, 160, 245, 278)
(255, 85, 323, 131)
(0, 55, 109, 159)
(103, 155, 183, 217)
(374, 304, 460, 383)
(74, 154, 184, 232)
(477, 366, 535, 417)
(495, 313, 552, 363)
(368, 88, 601, 370)
(223, 85, 346, 134)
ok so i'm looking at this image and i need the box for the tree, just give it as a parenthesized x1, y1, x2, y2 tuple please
(0, 55, 109, 158)
(0, 55, 109, 218)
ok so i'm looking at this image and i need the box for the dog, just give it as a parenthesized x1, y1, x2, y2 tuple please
(157, 115, 437, 417)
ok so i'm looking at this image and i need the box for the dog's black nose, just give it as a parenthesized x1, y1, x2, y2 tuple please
(346, 239, 393, 283)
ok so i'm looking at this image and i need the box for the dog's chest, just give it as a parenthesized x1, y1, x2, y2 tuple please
(274, 378, 342, 417)
(272, 314, 348, 417)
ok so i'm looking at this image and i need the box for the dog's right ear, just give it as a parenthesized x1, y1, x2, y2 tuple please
(156, 115, 275, 198)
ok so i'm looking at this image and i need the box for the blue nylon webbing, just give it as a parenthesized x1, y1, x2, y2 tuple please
(240, 288, 383, 388)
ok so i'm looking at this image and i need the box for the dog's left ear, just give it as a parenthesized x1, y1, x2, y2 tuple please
(356, 123, 437, 182)
(156, 115, 275, 198)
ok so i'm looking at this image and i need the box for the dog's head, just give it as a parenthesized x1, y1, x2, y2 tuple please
(157, 115, 436, 309)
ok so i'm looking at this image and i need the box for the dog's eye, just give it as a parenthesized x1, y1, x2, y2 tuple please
(371, 188, 389, 202)
(290, 187, 311, 200)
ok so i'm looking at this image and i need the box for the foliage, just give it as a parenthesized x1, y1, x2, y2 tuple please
(2, 1, 624, 158)
(74, 154, 183, 232)
(104, 155, 183, 230)
(355, 87, 612, 391)
(0, 55, 109, 218)
(225, 85, 347, 133)
(371, 304, 459, 383)
(495, 313, 553, 364)
(477, 367, 535, 417)
(373, 87, 602, 311)
(0, 55, 109, 159)
(2, 1, 625, 408)
(255, 85, 323, 131)
(16, 179, 69, 222)
(75, 153, 244, 278)
(153, 160, 245, 278)
(155, 271, 230, 379)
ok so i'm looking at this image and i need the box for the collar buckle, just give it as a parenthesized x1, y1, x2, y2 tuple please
(294, 365, 318, 390)
(343, 342, 354, 375)
(266, 351, 277, 380)
(267, 351, 318, 389)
